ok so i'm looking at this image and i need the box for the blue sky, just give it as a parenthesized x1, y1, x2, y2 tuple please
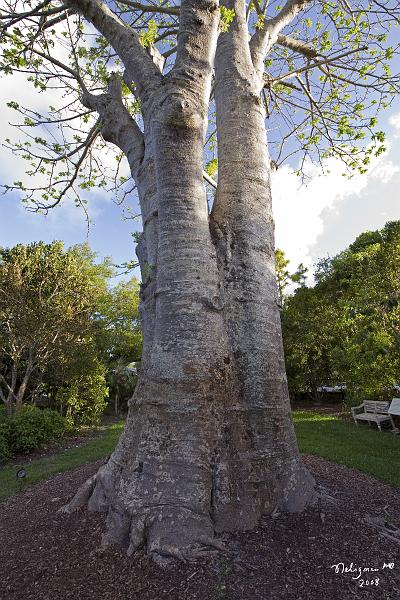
(0, 189, 140, 275)
(0, 67, 143, 279)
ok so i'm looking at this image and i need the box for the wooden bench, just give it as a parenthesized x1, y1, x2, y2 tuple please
(351, 401, 395, 432)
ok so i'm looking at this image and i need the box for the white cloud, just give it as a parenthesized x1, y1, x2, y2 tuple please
(389, 112, 400, 137)
(0, 72, 132, 231)
(272, 143, 399, 278)
(370, 160, 399, 184)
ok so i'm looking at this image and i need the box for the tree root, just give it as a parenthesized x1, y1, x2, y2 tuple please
(58, 474, 97, 514)
(60, 470, 229, 564)
(148, 537, 227, 564)
(58, 444, 315, 564)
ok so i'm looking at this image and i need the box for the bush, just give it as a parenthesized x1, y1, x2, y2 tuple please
(0, 422, 12, 463)
(8, 405, 65, 454)
(42, 408, 65, 439)
(56, 362, 108, 427)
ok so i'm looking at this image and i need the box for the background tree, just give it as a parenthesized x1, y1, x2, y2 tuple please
(1, 0, 399, 560)
(282, 286, 339, 399)
(94, 277, 142, 415)
(55, 357, 109, 425)
(106, 362, 138, 416)
(275, 248, 308, 305)
(315, 220, 400, 403)
(282, 221, 400, 403)
(0, 241, 111, 417)
(275, 248, 291, 303)
(95, 277, 142, 369)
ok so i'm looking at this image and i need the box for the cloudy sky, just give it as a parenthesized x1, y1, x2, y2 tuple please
(0, 73, 399, 282)
(272, 108, 400, 275)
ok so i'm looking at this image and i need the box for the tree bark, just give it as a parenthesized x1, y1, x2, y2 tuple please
(61, 0, 315, 561)
(210, 16, 315, 526)
(69, 95, 232, 562)
(114, 391, 119, 416)
(15, 351, 34, 411)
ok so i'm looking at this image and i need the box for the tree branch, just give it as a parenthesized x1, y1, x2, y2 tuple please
(277, 34, 317, 58)
(26, 43, 90, 94)
(170, 0, 220, 100)
(0, 372, 16, 400)
(0, 0, 51, 19)
(250, 0, 311, 77)
(37, 126, 99, 211)
(3, 31, 90, 94)
(203, 170, 217, 188)
(116, 0, 180, 15)
(266, 46, 369, 87)
(82, 74, 145, 177)
(0, 386, 6, 404)
(65, 0, 162, 101)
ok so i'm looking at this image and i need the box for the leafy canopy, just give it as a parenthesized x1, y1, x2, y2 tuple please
(0, 241, 112, 411)
(0, 0, 399, 214)
(282, 221, 400, 403)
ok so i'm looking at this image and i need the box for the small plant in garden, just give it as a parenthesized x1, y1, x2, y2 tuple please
(0, 405, 66, 462)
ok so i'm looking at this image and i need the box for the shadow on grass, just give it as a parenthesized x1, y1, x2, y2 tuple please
(293, 411, 400, 487)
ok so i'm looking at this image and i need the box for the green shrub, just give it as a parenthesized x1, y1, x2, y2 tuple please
(8, 405, 65, 454)
(0, 405, 8, 422)
(0, 422, 12, 463)
(42, 408, 65, 439)
(56, 362, 108, 427)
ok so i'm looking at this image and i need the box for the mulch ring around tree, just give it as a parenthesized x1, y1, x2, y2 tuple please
(1, 456, 399, 600)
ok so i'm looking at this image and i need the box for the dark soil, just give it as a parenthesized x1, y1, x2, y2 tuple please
(1, 455, 399, 600)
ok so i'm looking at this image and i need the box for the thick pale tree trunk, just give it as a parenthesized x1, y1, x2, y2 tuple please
(210, 14, 315, 527)
(62, 0, 315, 561)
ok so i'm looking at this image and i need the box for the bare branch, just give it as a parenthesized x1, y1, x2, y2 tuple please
(203, 170, 217, 188)
(277, 34, 317, 58)
(34, 124, 100, 211)
(24, 40, 90, 94)
(0, 0, 51, 19)
(116, 0, 180, 15)
(266, 46, 369, 87)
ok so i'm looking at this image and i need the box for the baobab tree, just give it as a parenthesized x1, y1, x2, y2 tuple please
(1, 0, 399, 560)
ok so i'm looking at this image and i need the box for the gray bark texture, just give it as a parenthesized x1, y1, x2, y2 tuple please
(61, 0, 316, 561)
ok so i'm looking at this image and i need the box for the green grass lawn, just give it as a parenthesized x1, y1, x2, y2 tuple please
(1, 412, 399, 504)
(0, 420, 124, 503)
(293, 410, 400, 487)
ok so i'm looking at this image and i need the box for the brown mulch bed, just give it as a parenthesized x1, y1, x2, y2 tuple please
(1, 456, 399, 600)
